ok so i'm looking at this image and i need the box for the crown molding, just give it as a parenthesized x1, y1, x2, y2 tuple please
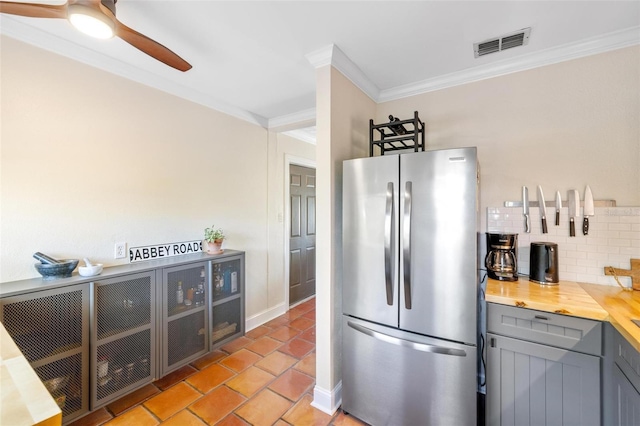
(4, 14, 638, 128)
(306, 44, 380, 102)
(268, 108, 316, 130)
(305, 44, 334, 69)
(379, 25, 640, 103)
(0, 16, 269, 128)
(281, 127, 317, 145)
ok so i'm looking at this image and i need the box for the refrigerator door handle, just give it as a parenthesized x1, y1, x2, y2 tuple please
(347, 321, 467, 357)
(384, 182, 394, 305)
(403, 181, 412, 309)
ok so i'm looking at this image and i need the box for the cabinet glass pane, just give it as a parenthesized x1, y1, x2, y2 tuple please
(212, 298, 241, 345)
(167, 310, 206, 367)
(212, 259, 242, 302)
(34, 353, 83, 418)
(167, 265, 207, 317)
(96, 277, 151, 340)
(1, 290, 83, 363)
(95, 329, 151, 403)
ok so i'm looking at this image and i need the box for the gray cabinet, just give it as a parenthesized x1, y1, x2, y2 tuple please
(161, 262, 209, 375)
(603, 323, 640, 426)
(486, 303, 601, 426)
(612, 363, 640, 425)
(0, 251, 245, 423)
(487, 333, 600, 426)
(91, 272, 156, 408)
(0, 284, 90, 423)
(210, 254, 244, 349)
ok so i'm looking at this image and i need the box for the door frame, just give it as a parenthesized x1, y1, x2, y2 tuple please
(284, 154, 317, 308)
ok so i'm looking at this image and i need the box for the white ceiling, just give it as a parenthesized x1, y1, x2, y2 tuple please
(1, 1, 639, 129)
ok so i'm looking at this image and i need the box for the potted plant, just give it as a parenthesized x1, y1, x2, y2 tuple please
(204, 225, 225, 254)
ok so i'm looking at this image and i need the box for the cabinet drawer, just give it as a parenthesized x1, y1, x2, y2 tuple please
(614, 328, 640, 394)
(487, 303, 602, 356)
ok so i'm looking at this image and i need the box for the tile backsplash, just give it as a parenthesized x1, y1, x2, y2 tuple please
(487, 206, 640, 287)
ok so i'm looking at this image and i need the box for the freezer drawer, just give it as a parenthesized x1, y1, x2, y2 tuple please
(342, 315, 477, 426)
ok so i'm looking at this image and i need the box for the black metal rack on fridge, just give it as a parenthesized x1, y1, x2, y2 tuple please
(370, 111, 425, 156)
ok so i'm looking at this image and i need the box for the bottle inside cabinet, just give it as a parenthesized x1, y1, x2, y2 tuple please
(212, 259, 241, 301)
(167, 266, 206, 316)
(213, 263, 223, 297)
(195, 267, 206, 306)
(176, 282, 184, 305)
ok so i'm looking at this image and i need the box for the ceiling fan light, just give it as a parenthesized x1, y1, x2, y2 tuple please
(68, 5, 115, 39)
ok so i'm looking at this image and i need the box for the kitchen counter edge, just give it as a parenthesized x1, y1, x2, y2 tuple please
(1, 321, 62, 426)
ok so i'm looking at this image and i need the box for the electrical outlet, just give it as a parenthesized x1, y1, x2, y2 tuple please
(115, 242, 127, 259)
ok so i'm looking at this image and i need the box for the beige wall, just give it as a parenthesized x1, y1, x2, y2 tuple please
(0, 36, 272, 319)
(315, 66, 376, 406)
(377, 45, 640, 221)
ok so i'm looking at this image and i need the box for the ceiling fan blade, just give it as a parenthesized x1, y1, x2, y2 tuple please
(0, 1, 68, 19)
(114, 20, 192, 72)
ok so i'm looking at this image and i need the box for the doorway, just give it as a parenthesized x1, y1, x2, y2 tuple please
(288, 164, 316, 306)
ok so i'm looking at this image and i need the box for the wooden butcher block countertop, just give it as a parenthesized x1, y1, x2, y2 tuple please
(0, 322, 61, 426)
(486, 278, 640, 352)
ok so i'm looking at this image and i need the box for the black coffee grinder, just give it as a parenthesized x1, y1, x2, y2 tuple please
(485, 233, 518, 281)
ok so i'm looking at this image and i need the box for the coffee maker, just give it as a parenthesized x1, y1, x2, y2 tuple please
(485, 233, 518, 281)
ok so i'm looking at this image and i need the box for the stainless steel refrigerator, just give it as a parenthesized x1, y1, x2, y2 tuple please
(342, 147, 479, 426)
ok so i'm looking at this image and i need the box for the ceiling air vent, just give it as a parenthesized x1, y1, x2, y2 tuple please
(474, 28, 531, 58)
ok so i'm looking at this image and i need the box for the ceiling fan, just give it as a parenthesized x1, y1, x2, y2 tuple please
(0, 0, 192, 71)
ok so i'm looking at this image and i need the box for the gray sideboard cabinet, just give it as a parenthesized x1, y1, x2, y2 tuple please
(0, 250, 245, 424)
(160, 261, 209, 375)
(486, 303, 602, 426)
(0, 284, 90, 423)
(210, 254, 245, 350)
(91, 271, 156, 408)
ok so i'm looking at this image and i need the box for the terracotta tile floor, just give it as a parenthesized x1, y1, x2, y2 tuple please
(69, 297, 366, 426)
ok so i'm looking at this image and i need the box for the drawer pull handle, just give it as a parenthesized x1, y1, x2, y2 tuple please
(534, 315, 549, 320)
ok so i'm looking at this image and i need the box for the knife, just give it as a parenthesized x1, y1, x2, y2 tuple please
(537, 185, 548, 233)
(583, 185, 594, 235)
(522, 186, 530, 233)
(555, 191, 562, 226)
(568, 189, 579, 237)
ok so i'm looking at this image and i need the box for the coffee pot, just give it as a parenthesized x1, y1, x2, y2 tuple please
(485, 233, 518, 281)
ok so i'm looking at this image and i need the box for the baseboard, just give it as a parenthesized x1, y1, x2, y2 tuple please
(311, 381, 342, 415)
(245, 302, 287, 331)
(289, 294, 315, 309)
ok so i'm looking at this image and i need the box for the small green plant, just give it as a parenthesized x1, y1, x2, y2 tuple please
(204, 225, 225, 242)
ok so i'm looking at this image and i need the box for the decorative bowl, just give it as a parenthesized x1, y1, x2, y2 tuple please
(34, 259, 79, 280)
(78, 264, 103, 277)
